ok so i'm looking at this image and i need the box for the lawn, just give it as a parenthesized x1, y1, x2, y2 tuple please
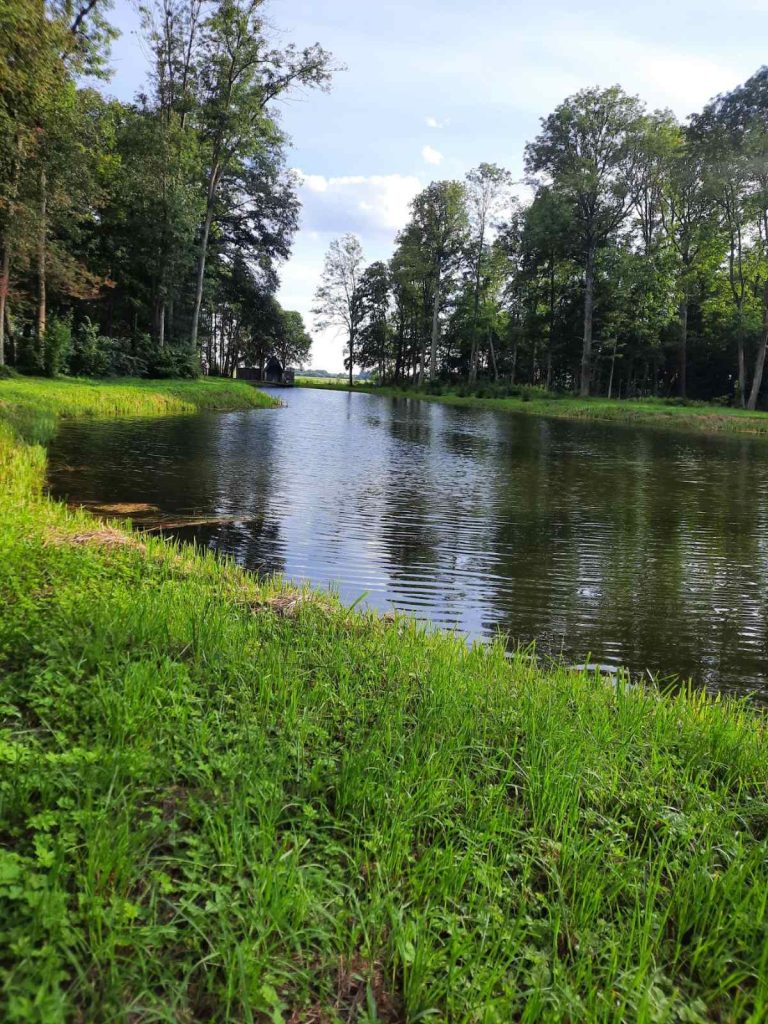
(1, 376, 767, 1022)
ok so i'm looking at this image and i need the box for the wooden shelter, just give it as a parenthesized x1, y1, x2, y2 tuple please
(236, 358, 295, 386)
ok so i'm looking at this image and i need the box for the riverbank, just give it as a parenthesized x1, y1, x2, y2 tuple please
(2, 377, 768, 1021)
(297, 377, 768, 437)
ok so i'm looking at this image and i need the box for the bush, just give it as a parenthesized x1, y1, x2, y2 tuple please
(145, 346, 201, 379)
(43, 315, 73, 377)
(68, 318, 111, 377)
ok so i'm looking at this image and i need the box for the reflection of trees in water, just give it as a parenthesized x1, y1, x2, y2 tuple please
(374, 399, 505, 631)
(50, 414, 233, 513)
(481, 420, 768, 694)
(50, 409, 287, 579)
(177, 514, 285, 579)
(50, 392, 768, 697)
(192, 410, 286, 577)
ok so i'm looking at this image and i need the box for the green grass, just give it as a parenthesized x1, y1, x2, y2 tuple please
(296, 377, 768, 437)
(2, 377, 768, 1022)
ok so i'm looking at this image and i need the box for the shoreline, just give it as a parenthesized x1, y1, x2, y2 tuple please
(1, 376, 767, 1020)
(296, 377, 768, 437)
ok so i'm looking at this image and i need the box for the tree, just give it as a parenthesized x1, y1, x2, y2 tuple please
(661, 144, 721, 397)
(275, 309, 311, 369)
(189, 0, 333, 352)
(356, 260, 392, 381)
(313, 234, 365, 387)
(525, 86, 646, 395)
(516, 188, 576, 388)
(408, 181, 468, 381)
(694, 68, 768, 409)
(465, 163, 512, 382)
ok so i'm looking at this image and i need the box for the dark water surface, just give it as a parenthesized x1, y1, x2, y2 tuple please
(48, 387, 768, 698)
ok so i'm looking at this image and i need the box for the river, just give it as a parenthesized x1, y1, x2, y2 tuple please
(47, 387, 768, 698)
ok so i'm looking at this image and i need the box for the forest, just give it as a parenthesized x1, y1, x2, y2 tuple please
(316, 77, 768, 407)
(0, 0, 325, 380)
(5, 5, 768, 407)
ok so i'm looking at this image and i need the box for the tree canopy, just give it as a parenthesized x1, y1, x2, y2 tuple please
(317, 73, 768, 407)
(0, 0, 330, 376)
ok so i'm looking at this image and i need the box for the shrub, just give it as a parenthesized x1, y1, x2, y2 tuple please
(146, 346, 201, 379)
(43, 315, 73, 377)
(68, 318, 111, 377)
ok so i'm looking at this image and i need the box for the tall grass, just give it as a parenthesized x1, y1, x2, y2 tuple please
(1, 378, 767, 1021)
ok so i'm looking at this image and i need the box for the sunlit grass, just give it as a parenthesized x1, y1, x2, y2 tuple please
(296, 377, 768, 436)
(1, 377, 768, 1021)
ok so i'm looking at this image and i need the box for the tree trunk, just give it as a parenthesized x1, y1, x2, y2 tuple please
(510, 341, 518, 386)
(608, 338, 618, 399)
(348, 329, 354, 387)
(747, 280, 768, 411)
(153, 295, 166, 349)
(36, 170, 47, 350)
(4, 303, 16, 365)
(488, 328, 498, 382)
(736, 305, 746, 408)
(429, 268, 441, 382)
(0, 240, 9, 367)
(469, 274, 481, 384)
(580, 247, 595, 397)
(394, 319, 404, 383)
(546, 259, 555, 392)
(678, 297, 688, 399)
(190, 174, 217, 353)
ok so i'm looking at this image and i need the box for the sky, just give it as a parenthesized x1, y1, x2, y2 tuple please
(104, 0, 768, 371)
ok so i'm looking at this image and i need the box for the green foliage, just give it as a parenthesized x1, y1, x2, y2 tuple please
(68, 317, 110, 376)
(1, 380, 768, 1020)
(42, 315, 72, 377)
(145, 346, 201, 379)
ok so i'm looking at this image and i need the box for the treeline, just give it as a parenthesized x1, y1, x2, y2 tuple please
(316, 74, 768, 407)
(0, 0, 327, 378)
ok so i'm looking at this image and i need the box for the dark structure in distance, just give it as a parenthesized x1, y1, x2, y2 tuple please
(237, 356, 295, 386)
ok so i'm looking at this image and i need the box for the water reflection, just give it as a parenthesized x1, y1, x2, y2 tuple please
(47, 388, 768, 698)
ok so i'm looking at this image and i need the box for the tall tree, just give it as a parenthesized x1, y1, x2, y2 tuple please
(525, 86, 646, 395)
(356, 260, 392, 381)
(465, 163, 513, 383)
(694, 69, 768, 409)
(189, 0, 332, 352)
(408, 181, 467, 381)
(313, 233, 365, 387)
(658, 134, 721, 398)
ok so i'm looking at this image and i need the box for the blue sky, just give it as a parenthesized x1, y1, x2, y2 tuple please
(105, 0, 768, 370)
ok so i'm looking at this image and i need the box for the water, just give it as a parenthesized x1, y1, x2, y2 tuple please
(47, 387, 768, 698)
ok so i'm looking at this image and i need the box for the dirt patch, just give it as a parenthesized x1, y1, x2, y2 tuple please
(91, 502, 161, 515)
(45, 526, 146, 552)
(246, 593, 310, 619)
(334, 955, 402, 1023)
(285, 955, 403, 1024)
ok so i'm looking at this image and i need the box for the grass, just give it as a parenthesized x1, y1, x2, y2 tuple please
(1, 377, 768, 1022)
(295, 377, 768, 437)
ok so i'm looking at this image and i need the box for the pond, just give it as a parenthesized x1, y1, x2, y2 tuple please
(47, 387, 768, 699)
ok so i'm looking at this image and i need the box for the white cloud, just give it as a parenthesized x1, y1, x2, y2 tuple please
(278, 170, 424, 371)
(421, 144, 443, 165)
(293, 170, 422, 233)
(425, 115, 449, 128)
